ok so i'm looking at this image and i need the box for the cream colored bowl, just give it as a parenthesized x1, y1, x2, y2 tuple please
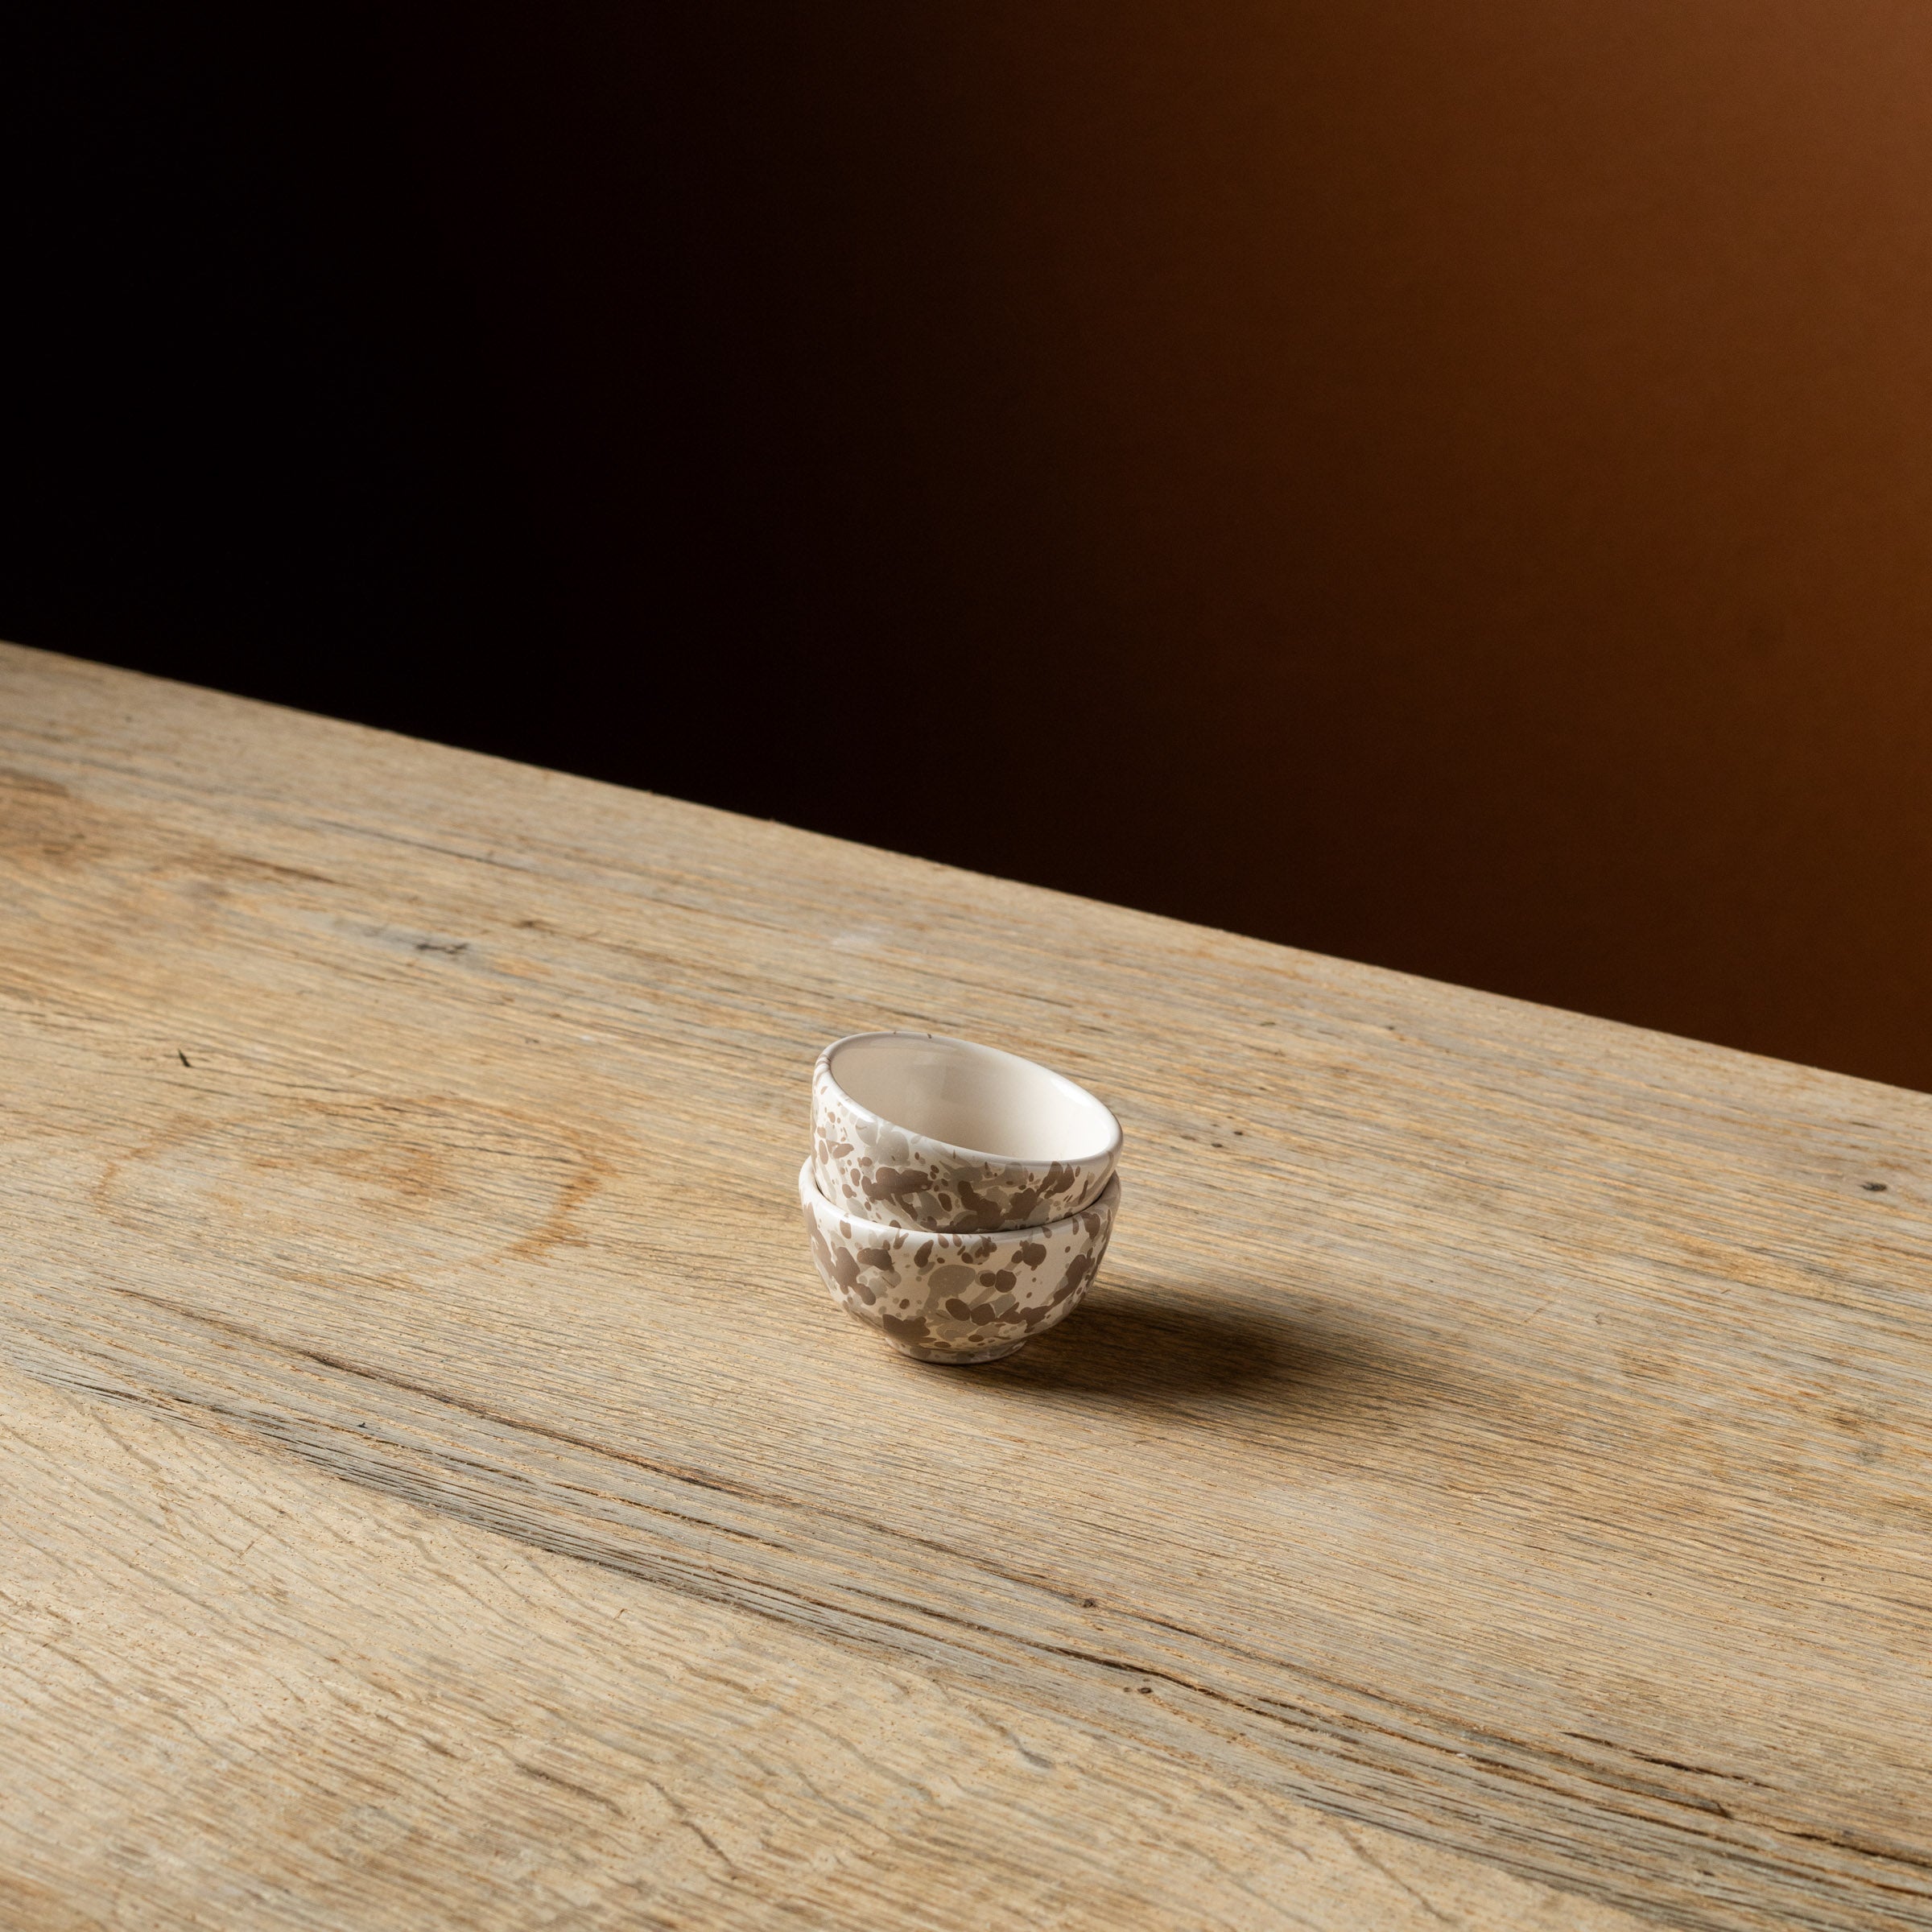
(799, 1158, 1120, 1364)
(812, 1030, 1121, 1234)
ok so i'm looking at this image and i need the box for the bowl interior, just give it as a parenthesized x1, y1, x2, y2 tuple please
(826, 1033, 1118, 1166)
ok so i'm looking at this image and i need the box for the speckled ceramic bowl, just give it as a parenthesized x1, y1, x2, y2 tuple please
(799, 1158, 1121, 1364)
(812, 1032, 1121, 1234)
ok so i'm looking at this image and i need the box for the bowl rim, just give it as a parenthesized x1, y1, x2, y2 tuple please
(817, 1030, 1123, 1170)
(799, 1155, 1121, 1245)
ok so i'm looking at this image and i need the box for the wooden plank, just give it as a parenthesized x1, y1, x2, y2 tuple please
(0, 1352, 1651, 1932)
(1, 640, 1927, 1930)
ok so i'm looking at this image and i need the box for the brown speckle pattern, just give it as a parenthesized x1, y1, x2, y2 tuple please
(812, 1051, 1117, 1234)
(799, 1160, 1119, 1364)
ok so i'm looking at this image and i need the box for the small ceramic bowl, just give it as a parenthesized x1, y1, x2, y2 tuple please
(812, 1031, 1121, 1234)
(799, 1159, 1121, 1364)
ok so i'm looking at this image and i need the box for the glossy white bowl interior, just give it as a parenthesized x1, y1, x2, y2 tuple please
(824, 1032, 1120, 1166)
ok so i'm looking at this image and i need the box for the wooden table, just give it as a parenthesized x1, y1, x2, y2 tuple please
(2, 642, 1927, 1932)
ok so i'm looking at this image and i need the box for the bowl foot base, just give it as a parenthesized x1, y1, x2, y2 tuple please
(888, 1337, 1027, 1366)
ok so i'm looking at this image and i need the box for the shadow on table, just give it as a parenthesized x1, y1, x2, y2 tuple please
(980, 1287, 1377, 1414)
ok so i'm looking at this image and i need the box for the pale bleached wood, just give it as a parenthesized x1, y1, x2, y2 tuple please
(1, 639, 1927, 1931)
(0, 1355, 1651, 1932)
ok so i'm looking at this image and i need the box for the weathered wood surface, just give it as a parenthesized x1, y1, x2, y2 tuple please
(1, 641, 1927, 1932)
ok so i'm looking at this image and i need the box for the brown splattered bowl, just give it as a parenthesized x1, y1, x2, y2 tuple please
(812, 1031, 1121, 1233)
(799, 1158, 1121, 1364)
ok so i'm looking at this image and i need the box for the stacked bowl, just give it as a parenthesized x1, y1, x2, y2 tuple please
(799, 1031, 1124, 1364)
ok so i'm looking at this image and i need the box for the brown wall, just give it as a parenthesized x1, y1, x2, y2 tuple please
(14, 4, 1932, 1088)
(378, 2, 1932, 1088)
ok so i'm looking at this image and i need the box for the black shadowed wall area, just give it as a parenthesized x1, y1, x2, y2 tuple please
(4, 2, 1930, 1089)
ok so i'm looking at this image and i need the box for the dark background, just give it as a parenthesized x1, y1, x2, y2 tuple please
(5, 3, 1929, 1091)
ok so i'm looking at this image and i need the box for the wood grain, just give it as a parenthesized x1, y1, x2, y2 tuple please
(1, 640, 1927, 1931)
